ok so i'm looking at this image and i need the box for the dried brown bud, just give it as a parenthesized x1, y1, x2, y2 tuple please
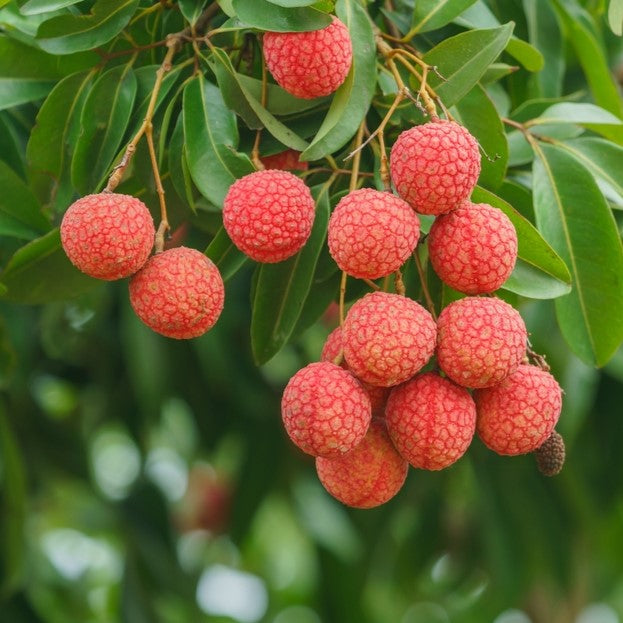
(535, 430, 565, 477)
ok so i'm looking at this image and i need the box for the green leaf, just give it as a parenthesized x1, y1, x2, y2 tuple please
(423, 24, 514, 108)
(209, 47, 309, 150)
(183, 75, 254, 207)
(0, 229, 97, 304)
(554, 2, 623, 118)
(410, 0, 478, 35)
(608, 0, 623, 35)
(0, 113, 25, 177)
(471, 186, 572, 299)
(0, 161, 50, 240)
(36, 0, 140, 54)
(251, 185, 330, 364)
(205, 227, 248, 281)
(232, 0, 332, 31)
(522, 0, 563, 97)
(533, 143, 623, 365)
(178, 0, 207, 23)
(300, 0, 376, 161)
(27, 70, 93, 196)
(0, 405, 26, 597)
(71, 63, 137, 195)
(168, 113, 197, 213)
(452, 84, 507, 189)
(20, 0, 82, 15)
(527, 103, 623, 128)
(266, 0, 319, 6)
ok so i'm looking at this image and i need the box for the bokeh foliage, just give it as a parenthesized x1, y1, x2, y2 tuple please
(1, 0, 623, 622)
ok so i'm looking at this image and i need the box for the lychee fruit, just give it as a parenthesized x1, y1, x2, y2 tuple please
(321, 327, 390, 416)
(389, 120, 481, 215)
(328, 188, 421, 280)
(428, 201, 518, 294)
(342, 292, 437, 387)
(385, 372, 476, 470)
(60, 193, 155, 280)
(535, 430, 565, 476)
(263, 17, 353, 99)
(316, 418, 408, 508)
(129, 246, 225, 339)
(223, 170, 315, 263)
(475, 364, 563, 456)
(281, 361, 371, 458)
(436, 296, 527, 389)
(260, 149, 308, 171)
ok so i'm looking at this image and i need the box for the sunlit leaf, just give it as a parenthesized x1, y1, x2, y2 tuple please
(232, 0, 331, 31)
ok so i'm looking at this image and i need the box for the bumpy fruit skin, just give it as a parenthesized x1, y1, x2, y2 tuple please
(475, 365, 562, 456)
(436, 297, 527, 389)
(385, 372, 476, 470)
(263, 17, 353, 99)
(428, 201, 518, 294)
(223, 170, 315, 263)
(535, 430, 565, 476)
(316, 419, 408, 508)
(129, 247, 225, 339)
(260, 149, 308, 171)
(60, 193, 155, 280)
(321, 327, 390, 416)
(389, 120, 481, 215)
(342, 292, 437, 387)
(328, 188, 420, 279)
(281, 361, 371, 458)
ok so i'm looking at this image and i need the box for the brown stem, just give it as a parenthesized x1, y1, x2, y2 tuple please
(349, 121, 366, 192)
(145, 121, 169, 253)
(339, 271, 348, 327)
(413, 246, 437, 320)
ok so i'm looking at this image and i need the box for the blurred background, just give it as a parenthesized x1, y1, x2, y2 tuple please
(1, 257, 623, 623)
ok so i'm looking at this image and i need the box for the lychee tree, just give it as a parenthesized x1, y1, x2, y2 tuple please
(1, 1, 623, 621)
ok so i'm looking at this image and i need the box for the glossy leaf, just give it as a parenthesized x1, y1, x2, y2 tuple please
(19, 0, 82, 15)
(0, 229, 97, 304)
(251, 185, 330, 364)
(410, 0, 478, 35)
(205, 227, 248, 282)
(301, 0, 376, 161)
(266, 0, 319, 6)
(232, 0, 331, 31)
(533, 143, 623, 365)
(71, 64, 137, 195)
(36, 0, 140, 54)
(527, 103, 623, 128)
(182, 75, 254, 207)
(471, 186, 571, 299)
(178, 0, 207, 23)
(0, 161, 50, 240)
(423, 24, 514, 108)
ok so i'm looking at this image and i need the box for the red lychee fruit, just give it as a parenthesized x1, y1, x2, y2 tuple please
(316, 418, 408, 508)
(263, 17, 353, 99)
(281, 361, 371, 458)
(260, 149, 309, 171)
(389, 120, 481, 215)
(428, 201, 518, 294)
(385, 372, 476, 470)
(60, 193, 154, 280)
(223, 170, 315, 263)
(342, 292, 437, 387)
(129, 246, 224, 339)
(327, 188, 420, 280)
(475, 364, 563, 456)
(436, 296, 527, 389)
(321, 327, 390, 416)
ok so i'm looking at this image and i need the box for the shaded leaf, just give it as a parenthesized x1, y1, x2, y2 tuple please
(20, 0, 82, 15)
(178, 0, 207, 23)
(301, 0, 376, 161)
(205, 227, 249, 281)
(232, 0, 332, 31)
(527, 103, 622, 128)
(533, 144, 623, 365)
(168, 113, 196, 213)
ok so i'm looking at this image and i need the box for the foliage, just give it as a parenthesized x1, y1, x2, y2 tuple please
(0, 1, 623, 622)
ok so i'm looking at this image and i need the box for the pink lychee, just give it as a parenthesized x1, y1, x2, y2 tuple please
(328, 188, 420, 280)
(263, 17, 353, 99)
(60, 193, 155, 280)
(223, 170, 315, 263)
(342, 292, 437, 387)
(428, 201, 518, 294)
(281, 361, 371, 458)
(316, 418, 408, 508)
(475, 364, 562, 456)
(389, 120, 481, 215)
(436, 296, 527, 389)
(129, 246, 224, 339)
(385, 372, 476, 470)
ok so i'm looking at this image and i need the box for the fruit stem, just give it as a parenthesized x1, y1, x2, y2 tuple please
(413, 246, 437, 320)
(363, 279, 381, 291)
(145, 120, 169, 253)
(339, 271, 348, 327)
(349, 121, 366, 192)
(394, 269, 406, 296)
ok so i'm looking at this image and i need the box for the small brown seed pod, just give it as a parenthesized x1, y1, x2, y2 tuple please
(535, 430, 566, 477)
